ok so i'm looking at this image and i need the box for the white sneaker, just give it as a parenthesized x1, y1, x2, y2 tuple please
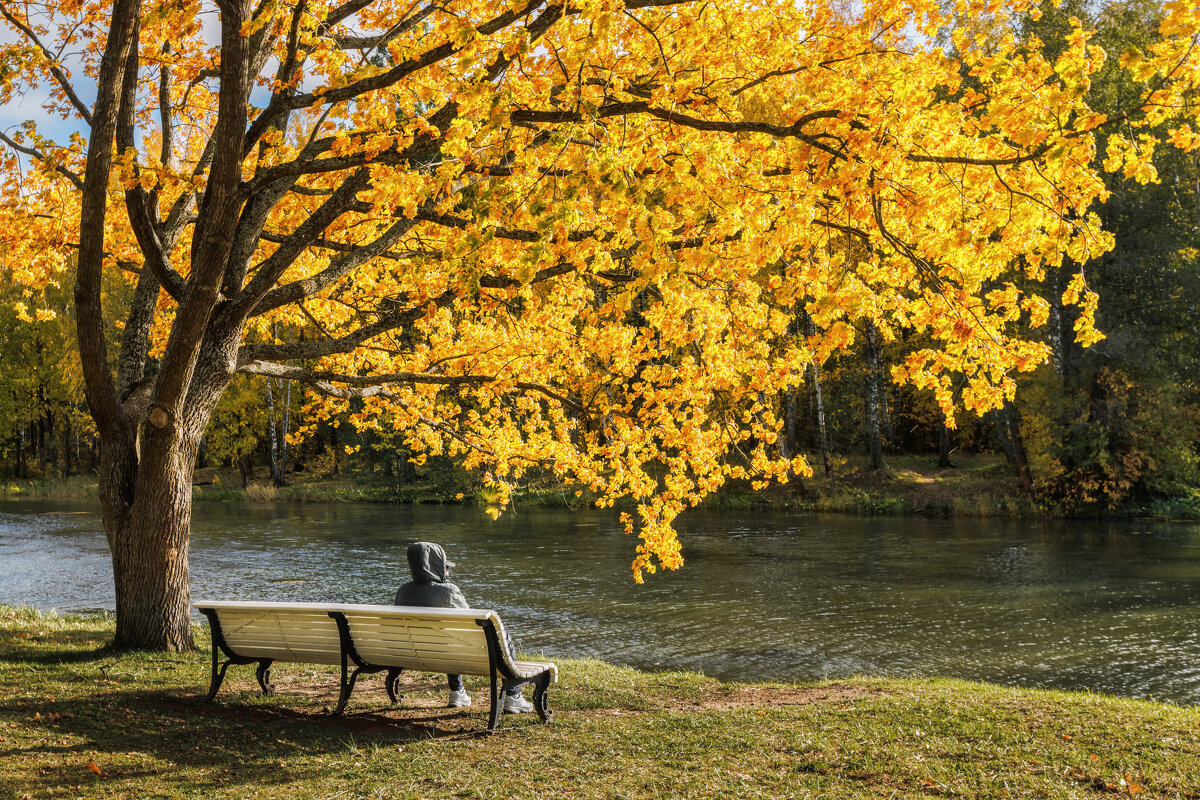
(502, 692, 534, 714)
(448, 689, 472, 708)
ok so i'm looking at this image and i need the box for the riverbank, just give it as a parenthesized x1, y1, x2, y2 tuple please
(4, 454, 1198, 519)
(1, 607, 1197, 799)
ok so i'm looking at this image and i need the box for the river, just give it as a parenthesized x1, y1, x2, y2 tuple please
(1, 499, 1198, 704)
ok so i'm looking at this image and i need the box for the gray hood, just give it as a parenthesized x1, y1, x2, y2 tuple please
(406, 541, 453, 584)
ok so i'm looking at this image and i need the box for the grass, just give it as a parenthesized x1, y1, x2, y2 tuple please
(2, 607, 1198, 799)
(0, 476, 98, 500)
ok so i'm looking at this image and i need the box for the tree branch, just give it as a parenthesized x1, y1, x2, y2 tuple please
(239, 289, 458, 362)
(0, 131, 84, 190)
(238, 359, 588, 415)
(514, 104, 848, 160)
(332, 2, 436, 50)
(249, 210, 423, 316)
(245, 0, 552, 148)
(0, 2, 95, 126)
(74, 0, 142, 434)
(224, 169, 373, 320)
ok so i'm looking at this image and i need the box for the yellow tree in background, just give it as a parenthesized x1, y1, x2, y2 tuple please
(0, 0, 1195, 649)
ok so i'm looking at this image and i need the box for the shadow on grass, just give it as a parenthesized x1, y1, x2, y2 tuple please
(0, 685, 501, 796)
(0, 630, 115, 664)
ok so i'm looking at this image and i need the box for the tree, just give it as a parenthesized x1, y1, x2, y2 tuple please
(1, 0, 1195, 649)
(205, 374, 269, 487)
(1010, 0, 1200, 510)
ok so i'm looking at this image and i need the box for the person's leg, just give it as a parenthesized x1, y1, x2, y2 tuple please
(500, 631, 527, 696)
(498, 631, 533, 712)
(447, 674, 470, 707)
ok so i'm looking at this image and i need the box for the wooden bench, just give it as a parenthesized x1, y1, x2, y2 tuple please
(194, 600, 557, 731)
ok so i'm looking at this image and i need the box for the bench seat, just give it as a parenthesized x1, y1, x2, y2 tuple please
(194, 600, 556, 730)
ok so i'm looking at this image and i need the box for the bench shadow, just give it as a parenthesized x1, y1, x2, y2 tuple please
(0, 686, 506, 796)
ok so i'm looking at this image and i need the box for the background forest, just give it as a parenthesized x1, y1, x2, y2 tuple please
(1, 0, 1196, 517)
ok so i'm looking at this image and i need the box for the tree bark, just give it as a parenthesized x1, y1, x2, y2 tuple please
(17, 424, 27, 479)
(1047, 263, 1064, 378)
(993, 400, 1033, 499)
(279, 378, 291, 483)
(937, 419, 955, 468)
(803, 312, 833, 477)
(266, 376, 280, 483)
(110, 432, 199, 650)
(864, 320, 884, 470)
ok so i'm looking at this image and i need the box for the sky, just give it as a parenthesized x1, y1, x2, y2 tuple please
(0, 3, 225, 157)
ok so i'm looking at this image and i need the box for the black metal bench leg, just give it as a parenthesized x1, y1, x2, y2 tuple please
(532, 672, 553, 723)
(335, 646, 363, 717)
(335, 669, 363, 715)
(207, 643, 231, 700)
(256, 659, 276, 696)
(486, 668, 501, 731)
(384, 668, 403, 704)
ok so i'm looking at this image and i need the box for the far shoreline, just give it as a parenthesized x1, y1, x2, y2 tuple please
(3, 453, 1199, 521)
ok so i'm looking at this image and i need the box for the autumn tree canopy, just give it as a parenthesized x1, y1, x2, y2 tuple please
(0, 0, 1195, 649)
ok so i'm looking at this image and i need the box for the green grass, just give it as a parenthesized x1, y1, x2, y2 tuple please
(1, 606, 1197, 799)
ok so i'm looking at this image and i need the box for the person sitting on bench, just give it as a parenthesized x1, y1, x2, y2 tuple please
(395, 541, 534, 713)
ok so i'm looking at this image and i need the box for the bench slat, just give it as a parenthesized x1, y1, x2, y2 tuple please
(214, 608, 343, 665)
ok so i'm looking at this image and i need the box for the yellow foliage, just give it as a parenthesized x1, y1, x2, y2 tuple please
(0, 0, 1195, 579)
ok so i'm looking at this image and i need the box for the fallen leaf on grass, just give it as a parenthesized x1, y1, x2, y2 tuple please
(88, 762, 102, 776)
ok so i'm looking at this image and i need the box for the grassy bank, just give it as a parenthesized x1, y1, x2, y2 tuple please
(1, 607, 1197, 799)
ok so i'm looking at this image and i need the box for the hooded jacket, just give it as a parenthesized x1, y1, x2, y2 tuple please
(394, 542, 469, 609)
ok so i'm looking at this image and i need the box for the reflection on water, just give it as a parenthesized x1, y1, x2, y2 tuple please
(1, 500, 1198, 704)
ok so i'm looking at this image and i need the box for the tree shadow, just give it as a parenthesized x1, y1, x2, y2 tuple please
(0, 685, 508, 796)
(0, 629, 115, 664)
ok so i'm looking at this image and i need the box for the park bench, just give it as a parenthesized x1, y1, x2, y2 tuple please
(193, 600, 557, 731)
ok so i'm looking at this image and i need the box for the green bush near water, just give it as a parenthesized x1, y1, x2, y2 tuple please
(1, 606, 1197, 799)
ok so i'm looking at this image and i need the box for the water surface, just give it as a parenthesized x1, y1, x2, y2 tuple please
(1, 500, 1198, 704)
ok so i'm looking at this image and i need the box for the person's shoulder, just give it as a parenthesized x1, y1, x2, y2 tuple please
(439, 582, 471, 609)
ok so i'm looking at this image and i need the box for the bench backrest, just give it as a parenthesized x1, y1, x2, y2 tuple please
(194, 601, 506, 676)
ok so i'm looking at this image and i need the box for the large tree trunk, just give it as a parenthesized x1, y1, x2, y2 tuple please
(74, 0, 249, 651)
(109, 431, 200, 650)
(101, 345, 235, 650)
